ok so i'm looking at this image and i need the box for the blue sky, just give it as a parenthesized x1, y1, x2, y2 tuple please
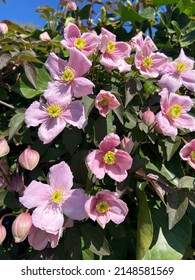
(0, 0, 64, 28)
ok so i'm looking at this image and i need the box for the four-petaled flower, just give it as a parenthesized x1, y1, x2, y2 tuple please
(179, 139, 195, 169)
(95, 90, 120, 117)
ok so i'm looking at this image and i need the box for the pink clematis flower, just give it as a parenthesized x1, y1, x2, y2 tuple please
(44, 48, 95, 98)
(25, 94, 86, 144)
(99, 28, 131, 72)
(129, 31, 157, 53)
(19, 161, 88, 234)
(158, 49, 195, 92)
(61, 22, 99, 56)
(85, 190, 128, 229)
(95, 90, 120, 117)
(179, 139, 195, 169)
(155, 88, 195, 136)
(86, 133, 133, 182)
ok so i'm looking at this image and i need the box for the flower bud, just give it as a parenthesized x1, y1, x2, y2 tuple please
(0, 22, 8, 35)
(68, 1, 77, 11)
(120, 136, 134, 154)
(39, 31, 51, 42)
(0, 139, 10, 157)
(0, 224, 6, 245)
(19, 147, 40, 170)
(140, 108, 156, 126)
(12, 213, 32, 243)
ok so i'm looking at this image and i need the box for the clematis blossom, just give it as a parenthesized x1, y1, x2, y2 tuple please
(25, 94, 86, 144)
(86, 133, 133, 182)
(95, 90, 120, 117)
(19, 161, 88, 234)
(85, 190, 128, 229)
(61, 22, 99, 56)
(158, 49, 195, 92)
(99, 28, 131, 72)
(129, 31, 157, 53)
(155, 88, 195, 136)
(44, 48, 95, 98)
(179, 139, 195, 169)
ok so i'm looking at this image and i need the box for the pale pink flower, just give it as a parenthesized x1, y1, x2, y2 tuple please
(86, 133, 133, 182)
(39, 31, 51, 42)
(95, 90, 120, 117)
(99, 28, 131, 72)
(60, 0, 77, 10)
(129, 31, 157, 53)
(12, 213, 32, 243)
(140, 107, 156, 126)
(0, 139, 10, 157)
(25, 95, 86, 144)
(19, 147, 40, 170)
(44, 48, 94, 98)
(179, 139, 195, 169)
(0, 22, 8, 34)
(85, 190, 128, 229)
(0, 224, 6, 245)
(19, 161, 88, 234)
(155, 88, 195, 136)
(120, 136, 134, 154)
(158, 49, 195, 92)
(61, 22, 99, 56)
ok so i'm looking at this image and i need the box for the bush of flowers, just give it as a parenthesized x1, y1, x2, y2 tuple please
(0, 0, 195, 260)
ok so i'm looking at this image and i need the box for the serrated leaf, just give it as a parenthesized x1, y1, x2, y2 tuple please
(23, 61, 37, 89)
(118, 2, 146, 22)
(8, 112, 24, 140)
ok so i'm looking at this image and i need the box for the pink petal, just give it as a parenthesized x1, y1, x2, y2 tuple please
(114, 42, 131, 58)
(84, 196, 98, 221)
(106, 164, 128, 182)
(64, 22, 81, 40)
(181, 70, 195, 92)
(118, 59, 131, 73)
(48, 161, 73, 191)
(44, 81, 72, 103)
(155, 111, 178, 136)
(96, 213, 110, 228)
(19, 181, 51, 209)
(86, 150, 105, 179)
(179, 144, 192, 160)
(63, 100, 86, 129)
(158, 74, 182, 92)
(68, 48, 92, 77)
(25, 101, 48, 127)
(32, 203, 64, 234)
(99, 133, 120, 151)
(115, 150, 133, 170)
(172, 114, 195, 131)
(168, 92, 193, 111)
(45, 52, 68, 80)
(99, 34, 109, 53)
(71, 77, 95, 97)
(175, 49, 194, 70)
(38, 118, 66, 144)
(28, 225, 48, 250)
(62, 189, 88, 220)
(101, 28, 116, 41)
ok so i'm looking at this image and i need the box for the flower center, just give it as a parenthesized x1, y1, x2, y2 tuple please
(51, 190, 63, 203)
(99, 96, 110, 107)
(96, 200, 110, 213)
(166, 104, 182, 119)
(74, 37, 86, 50)
(190, 150, 195, 161)
(103, 151, 116, 165)
(46, 104, 61, 117)
(106, 41, 115, 54)
(176, 62, 187, 74)
(61, 66, 75, 82)
(142, 56, 153, 68)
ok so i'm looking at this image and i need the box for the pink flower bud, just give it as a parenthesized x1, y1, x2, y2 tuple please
(12, 213, 32, 243)
(68, 1, 77, 11)
(0, 22, 8, 35)
(39, 31, 51, 42)
(0, 224, 6, 245)
(19, 147, 40, 170)
(120, 136, 134, 154)
(0, 139, 10, 157)
(140, 108, 156, 126)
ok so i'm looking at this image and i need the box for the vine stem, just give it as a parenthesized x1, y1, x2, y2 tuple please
(0, 100, 15, 109)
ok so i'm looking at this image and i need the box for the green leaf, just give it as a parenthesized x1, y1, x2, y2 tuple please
(70, 150, 89, 184)
(8, 111, 24, 140)
(153, 0, 180, 7)
(0, 189, 7, 207)
(77, 4, 91, 19)
(180, 30, 195, 47)
(118, 2, 146, 22)
(81, 223, 110, 257)
(139, 7, 156, 21)
(62, 127, 82, 156)
(64, 227, 82, 260)
(0, 53, 11, 70)
(4, 192, 20, 210)
(164, 136, 181, 161)
(23, 61, 37, 89)
(178, 176, 195, 190)
(125, 78, 142, 108)
(143, 205, 191, 260)
(82, 95, 95, 118)
(136, 186, 153, 260)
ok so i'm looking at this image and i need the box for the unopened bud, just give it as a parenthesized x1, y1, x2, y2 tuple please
(140, 108, 155, 126)
(0, 22, 8, 35)
(39, 31, 51, 42)
(68, 1, 77, 11)
(120, 136, 134, 154)
(12, 213, 32, 243)
(19, 147, 40, 171)
(0, 224, 6, 245)
(0, 139, 10, 157)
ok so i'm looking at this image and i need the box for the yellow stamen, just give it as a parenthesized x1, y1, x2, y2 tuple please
(166, 104, 182, 119)
(190, 150, 195, 161)
(106, 41, 115, 54)
(46, 104, 61, 117)
(176, 62, 187, 74)
(99, 96, 110, 107)
(96, 200, 110, 213)
(51, 190, 63, 203)
(74, 37, 86, 50)
(142, 56, 153, 68)
(61, 66, 75, 82)
(103, 151, 116, 165)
